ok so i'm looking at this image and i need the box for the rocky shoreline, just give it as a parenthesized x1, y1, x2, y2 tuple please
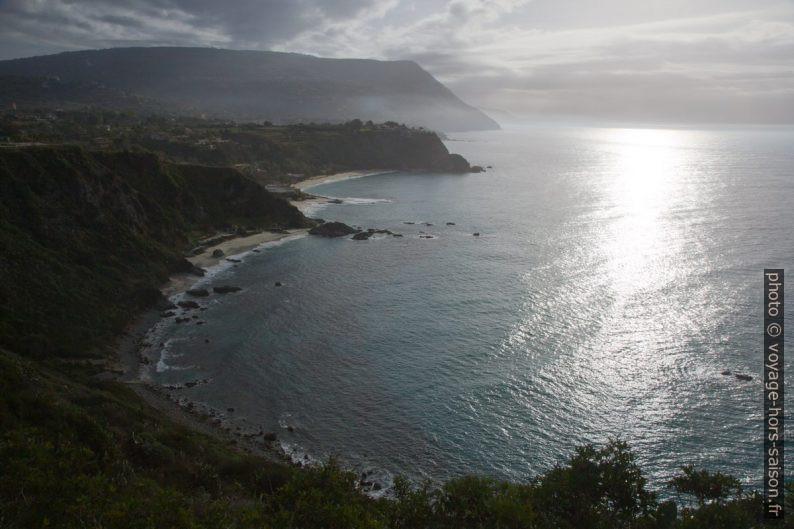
(114, 169, 408, 486)
(116, 304, 289, 462)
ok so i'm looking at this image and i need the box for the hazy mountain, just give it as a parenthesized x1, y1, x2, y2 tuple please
(0, 47, 499, 132)
(0, 75, 168, 114)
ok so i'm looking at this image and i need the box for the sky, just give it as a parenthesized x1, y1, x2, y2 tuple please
(1, 0, 793, 124)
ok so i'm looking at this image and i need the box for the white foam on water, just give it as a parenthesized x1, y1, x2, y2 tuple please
(155, 338, 193, 373)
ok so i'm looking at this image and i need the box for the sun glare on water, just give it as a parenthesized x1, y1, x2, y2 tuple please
(598, 127, 705, 294)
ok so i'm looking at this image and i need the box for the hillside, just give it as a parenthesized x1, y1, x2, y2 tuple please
(0, 47, 500, 132)
(0, 146, 311, 359)
(0, 75, 168, 114)
(0, 112, 478, 181)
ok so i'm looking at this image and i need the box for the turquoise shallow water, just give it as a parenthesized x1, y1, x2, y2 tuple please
(147, 125, 794, 491)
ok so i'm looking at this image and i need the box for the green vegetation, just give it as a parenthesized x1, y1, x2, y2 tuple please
(0, 111, 473, 181)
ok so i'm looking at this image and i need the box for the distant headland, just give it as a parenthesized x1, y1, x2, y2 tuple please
(0, 46, 500, 132)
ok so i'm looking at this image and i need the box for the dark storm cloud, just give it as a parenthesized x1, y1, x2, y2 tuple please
(0, 0, 378, 58)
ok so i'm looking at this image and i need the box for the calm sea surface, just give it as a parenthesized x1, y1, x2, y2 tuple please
(147, 125, 794, 492)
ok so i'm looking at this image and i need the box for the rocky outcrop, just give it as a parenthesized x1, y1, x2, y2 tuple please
(154, 294, 177, 311)
(173, 258, 207, 277)
(352, 228, 395, 240)
(309, 222, 361, 238)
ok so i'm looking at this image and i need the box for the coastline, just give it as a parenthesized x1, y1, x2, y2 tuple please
(116, 169, 390, 467)
(162, 228, 307, 296)
(291, 169, 390, 191)
(159, 166, 388, 296)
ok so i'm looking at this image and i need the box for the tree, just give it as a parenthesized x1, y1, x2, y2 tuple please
(532, 439, 656, 529)
(668, 465, 742, 507)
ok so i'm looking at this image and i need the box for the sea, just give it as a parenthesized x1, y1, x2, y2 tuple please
(145, 124, 794, 494)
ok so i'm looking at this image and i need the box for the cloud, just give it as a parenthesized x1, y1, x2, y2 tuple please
(0, 0, 378, 55)
(1, 0, 792, 123)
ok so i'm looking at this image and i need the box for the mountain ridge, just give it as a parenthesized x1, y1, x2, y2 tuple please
(0, 47, 500, 132)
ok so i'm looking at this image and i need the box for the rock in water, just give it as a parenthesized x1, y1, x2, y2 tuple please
(178, 300, 200, 309)
(352, 232, 373, 240)
(735, 374, 753, 381)
(186, 288, 209, 297)
(308, 221, 361, 237)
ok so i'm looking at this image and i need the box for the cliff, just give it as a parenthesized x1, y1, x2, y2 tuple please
(138, 122, 474, 177)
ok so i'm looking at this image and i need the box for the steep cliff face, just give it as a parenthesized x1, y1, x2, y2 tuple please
(282, 127, 472, 173)
(0, 147, 309, 358)
(134, 123, 474, 178)
(0, 47, 500, 132)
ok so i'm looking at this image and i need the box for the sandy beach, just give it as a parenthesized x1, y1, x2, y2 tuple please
(161, 228, 307, 296)
(292, 169, 390, 191)
(289, 169, 394, 218)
